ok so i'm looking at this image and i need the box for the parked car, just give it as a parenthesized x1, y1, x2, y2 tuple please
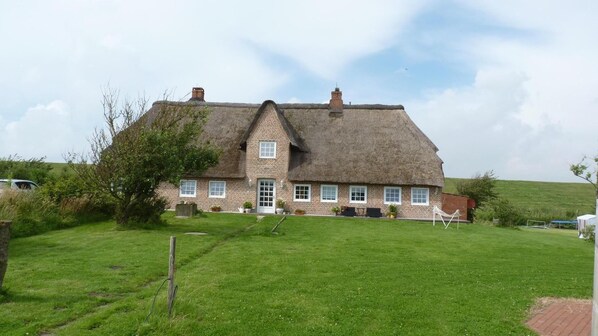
(0, 179, 38, 193)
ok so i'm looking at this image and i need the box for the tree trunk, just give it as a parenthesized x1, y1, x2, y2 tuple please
(0, 220, 11, 289)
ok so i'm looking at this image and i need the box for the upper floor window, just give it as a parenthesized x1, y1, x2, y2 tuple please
(320, 185, 338, 202)
(209, 181, 226, 198)
(259, 141, 276, 158)
(411, 187, 429, 205)
(294, 184, 311, 202)
(350, 185, 367, 203)
(180, 180, 197, 197)
(384, 186, 402, 204)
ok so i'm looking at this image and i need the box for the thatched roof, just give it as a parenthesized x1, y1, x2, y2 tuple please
(146, 99, 444, 187)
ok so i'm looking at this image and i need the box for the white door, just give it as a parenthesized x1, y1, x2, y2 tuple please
(257, 179, 276, 213)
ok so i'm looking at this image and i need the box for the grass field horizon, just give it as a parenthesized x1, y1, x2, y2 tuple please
(1, 213, 593, 335)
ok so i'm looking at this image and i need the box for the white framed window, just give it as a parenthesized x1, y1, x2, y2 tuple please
(208, 181, 226, 198)
(294, 184, 311, 202)
(411, 187, 429, 205)
(320, 185, 338, 202)
(179, 180, 197, 197)
(384, 186, 402, 204)
(259, 141, 276, 158)
(350, 185, 367, 203)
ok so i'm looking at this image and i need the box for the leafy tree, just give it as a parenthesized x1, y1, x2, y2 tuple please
(67, 88, 219, 227)
(0, 155, 52, 184)
(570, 155, 598, 198)
(456, 170, 498, 208)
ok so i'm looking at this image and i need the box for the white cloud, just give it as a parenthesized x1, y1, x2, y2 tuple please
(0, 101, 84, 161)
(0, 0, 597, 183)
(408, 1, 598, 181)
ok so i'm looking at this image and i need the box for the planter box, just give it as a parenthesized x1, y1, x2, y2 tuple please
(175, 203, 197, 217)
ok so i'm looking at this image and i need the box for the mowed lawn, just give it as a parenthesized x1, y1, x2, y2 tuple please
(0, 214, 593, 335)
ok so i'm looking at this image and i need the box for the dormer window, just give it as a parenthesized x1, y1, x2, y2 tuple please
(259, 141, 276, 158)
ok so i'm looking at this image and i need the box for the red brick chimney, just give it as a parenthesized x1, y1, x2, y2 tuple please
(190, 87, 205, 101)
(329, 87, 343, 113)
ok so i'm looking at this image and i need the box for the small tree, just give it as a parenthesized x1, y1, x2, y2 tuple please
(570, 155, 598, 198)
(67, 88, 219, 227)
(456, 170, 498, 208)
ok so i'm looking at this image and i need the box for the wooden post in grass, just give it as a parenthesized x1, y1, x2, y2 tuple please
(168, 236, 176, 317)
(0, 220, 11, 289)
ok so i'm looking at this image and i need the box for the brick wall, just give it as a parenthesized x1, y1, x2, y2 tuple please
(441, 193, 468, 220)
(160, 179, 441, 219)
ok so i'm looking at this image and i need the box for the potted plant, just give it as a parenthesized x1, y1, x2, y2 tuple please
(210, 205, 221, 212)
(387, 204, 398, 219)
(275, 199, 286, 214)
(294, 209, 306, 216)
(243, 201, 253, 214)
(331, 206, 340, 216)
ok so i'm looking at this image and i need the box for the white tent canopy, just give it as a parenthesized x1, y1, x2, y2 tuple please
(577, 214, 597, 236)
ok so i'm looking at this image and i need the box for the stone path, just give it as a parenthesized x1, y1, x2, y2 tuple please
(526, 298, 591, 336)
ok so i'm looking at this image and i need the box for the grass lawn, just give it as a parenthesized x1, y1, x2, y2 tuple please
(0, 213, 593, 335)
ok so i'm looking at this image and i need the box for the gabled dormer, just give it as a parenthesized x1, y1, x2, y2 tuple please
(239, 101, 307, 182)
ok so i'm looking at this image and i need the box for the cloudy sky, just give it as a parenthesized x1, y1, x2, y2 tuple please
(1, 0, 597, 182)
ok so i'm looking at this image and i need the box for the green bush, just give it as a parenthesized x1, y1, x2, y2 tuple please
(474, 198, 525, 227)
(492, 199, 526, 227)
(580, 225, 595, 242)
(0, 190, 62, 238)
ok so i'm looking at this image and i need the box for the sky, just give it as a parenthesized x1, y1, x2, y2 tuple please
(1, 0, 597, 182)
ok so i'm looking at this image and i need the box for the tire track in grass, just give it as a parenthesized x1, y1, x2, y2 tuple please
(44, 220, 259, 334)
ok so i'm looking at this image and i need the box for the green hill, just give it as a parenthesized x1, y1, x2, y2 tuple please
(445, 177, 596, 219)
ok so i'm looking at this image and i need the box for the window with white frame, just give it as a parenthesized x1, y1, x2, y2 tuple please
(208, 181, 226, 198)
(179, 180, 197, 197)
(384, 186, 402, 204)
(294, 184, 311, 202)
(259, 141, 276, 158)
(350, 185, 367, 203)
(411, 187, 429, 205)
(320, 185, 338, 202)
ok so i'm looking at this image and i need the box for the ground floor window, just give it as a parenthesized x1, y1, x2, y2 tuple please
(350, 185, 367, 203)
(209, 181, 226, 198)
(180, 180, 197, 197)
(384, 186, 402, 204)
(320, 185, 338, 202)
(411, 187, 429, 205)
(294, 184, 311, 202)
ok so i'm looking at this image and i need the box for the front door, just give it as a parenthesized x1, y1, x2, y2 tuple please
(257, 179, 275, 214)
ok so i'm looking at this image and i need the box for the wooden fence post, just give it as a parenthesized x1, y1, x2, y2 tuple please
(168, 236, 176, 317)
(0, 220, 12, 289)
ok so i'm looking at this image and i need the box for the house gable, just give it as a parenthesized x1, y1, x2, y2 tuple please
(244, 101, 294, 184)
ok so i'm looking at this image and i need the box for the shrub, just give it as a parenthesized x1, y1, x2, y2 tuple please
(243, 201, 253, 209)
(491, 199, 525, 227)
(0, 190, 62, 238)
(456, 171, 498, 209)
(580, 225, 595, 242)
(276, 199, 286, 208)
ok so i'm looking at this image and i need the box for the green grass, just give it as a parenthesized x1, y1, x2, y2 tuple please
(445, 178, 596, 218)
(0, 213, 593, 335)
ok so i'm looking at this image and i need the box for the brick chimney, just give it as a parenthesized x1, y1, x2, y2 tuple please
(190, 87, 205, 101)
(329, 87, 343, 113)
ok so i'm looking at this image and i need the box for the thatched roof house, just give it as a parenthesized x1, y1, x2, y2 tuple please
(156, 87, 444, 218)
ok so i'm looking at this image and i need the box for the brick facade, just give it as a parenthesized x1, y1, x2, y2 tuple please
(161, 179, 441, 218)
